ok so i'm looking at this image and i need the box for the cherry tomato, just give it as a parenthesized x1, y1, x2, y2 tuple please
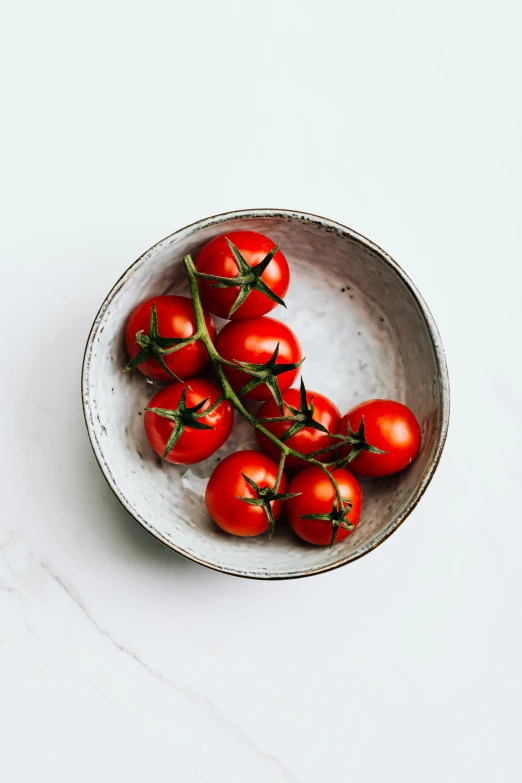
(255, 387, 341, 470)
(215, 316, 302, 401)
(144, 378, 233, 464)
(125, 295, 216, 382)
(195, 231, 290, 320)
(205, 450, 288, 537)
(339, 399, 421, 477)
(286, 466, 362, 546)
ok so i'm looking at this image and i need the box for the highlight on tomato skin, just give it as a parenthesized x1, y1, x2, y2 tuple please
(125, 295, 216, 382)
(195, 231, 290, 320)
(215, 316, 302, 401)
(286, 466, 363, 546)
(205, 450, 288, 537)
(339, 399, 421, 477)
(255, 387, 341, 470)
(144, 378, 233, 465)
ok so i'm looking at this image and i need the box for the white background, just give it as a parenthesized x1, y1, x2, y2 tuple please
(1, 1, 521, 781)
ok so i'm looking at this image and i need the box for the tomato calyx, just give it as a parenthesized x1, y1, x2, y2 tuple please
(300, 496, 355, 547)
(237, 473, 300, 538)
(256, 378, 330, 442)
(306, 416, 387, 466)
(145, 388, 216, 458)
(195, 238, 286, 317)
(231, 343, 304, 412)
(328, 416, 387, 469)
(124, 302, 198, 380)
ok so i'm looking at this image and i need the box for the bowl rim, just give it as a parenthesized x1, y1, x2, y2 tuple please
(81, 208, 450, 579)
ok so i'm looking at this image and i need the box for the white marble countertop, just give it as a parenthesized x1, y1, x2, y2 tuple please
(2, 2, 521, 781)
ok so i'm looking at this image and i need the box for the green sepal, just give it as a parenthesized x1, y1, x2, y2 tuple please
(280, 419, 306, 441)
(237, 496, 265, 506)
(152, 352, 182, 382)
(300, 512, 334, 522)
(226, 238, 252, 274)
(299, 495, 354, 548)
(329, 521, 340, 548)
(345, 417, 387, 454)
(228, 284, 253, 317)
(237, 471, 294, 538)
(195, 394, 224, 416)
(262, 504, 276, 538)
(185, 420, 215, 431)
(123, 302, 198, 380)
(145, 389, 215, 459)
(265, 376, 285, 413)
(123, 344, 153, 372)
(162, 421, 185, 458)
(233, 344, 304, 412)
(241, 473, 262, 494)
(266, 378, 331, 441)
(251, 243, 280, 275)
(254, 277, 286, 309)
(145, 406, 179, 421)
(184, 396, 210, 414)
(323, 416, 387, 469)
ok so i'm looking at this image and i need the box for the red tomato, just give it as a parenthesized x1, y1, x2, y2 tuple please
(256, 387, 341, 470)
(339, 399, 421, 477)
(144, 378, 233, 464)
(195, 231, 290, 320)
(205, 450, 288, 537)
(215, 316, 302, 401)
(125, 295, 216, 382)
(287, 466, 362, 546)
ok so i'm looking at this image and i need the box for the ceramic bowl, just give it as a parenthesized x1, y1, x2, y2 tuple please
(82, 209, 449, 579)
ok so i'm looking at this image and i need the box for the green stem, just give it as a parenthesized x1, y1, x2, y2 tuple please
(194, 394, 224, 417)
(285, 449, 345, 508)
(182, 254, 345, 514)
(257, 415, 298, 424)
(195, 271, 252, 285)
(216, 356, 248, 371)
(324, 450, 357, 468)
(275, 451, 286, 492)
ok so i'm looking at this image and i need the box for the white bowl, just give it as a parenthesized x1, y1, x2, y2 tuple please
(82, 209, 449, 579)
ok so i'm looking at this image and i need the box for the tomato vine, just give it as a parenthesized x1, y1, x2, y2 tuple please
(181, 253, 363, 538)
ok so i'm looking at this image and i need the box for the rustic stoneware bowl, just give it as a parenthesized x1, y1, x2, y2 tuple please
(82, 209, 449, 579)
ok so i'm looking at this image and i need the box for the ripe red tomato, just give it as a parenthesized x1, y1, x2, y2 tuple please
(125, 295, 216, 382)
(205, 450, 288, 537)
(144, 378, 233, 464)
(195, 231, 290, 320)
(286, 466, 362, 546)
(339, 399, 421, 477)
(255, 387, 341, 470)
(215, 316, 302, 401)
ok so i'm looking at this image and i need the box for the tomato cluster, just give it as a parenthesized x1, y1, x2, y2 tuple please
(124, 230, 421, 546)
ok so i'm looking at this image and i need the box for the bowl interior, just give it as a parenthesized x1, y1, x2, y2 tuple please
(83, 211, 448, 578)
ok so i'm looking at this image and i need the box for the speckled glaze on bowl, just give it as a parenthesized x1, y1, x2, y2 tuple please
(82, 209, 449, 579)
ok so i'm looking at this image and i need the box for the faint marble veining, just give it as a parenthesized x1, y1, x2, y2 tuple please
(39, 560, 302, 783)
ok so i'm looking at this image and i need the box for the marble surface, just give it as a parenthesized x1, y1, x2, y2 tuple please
(2, 2, 522, 781)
